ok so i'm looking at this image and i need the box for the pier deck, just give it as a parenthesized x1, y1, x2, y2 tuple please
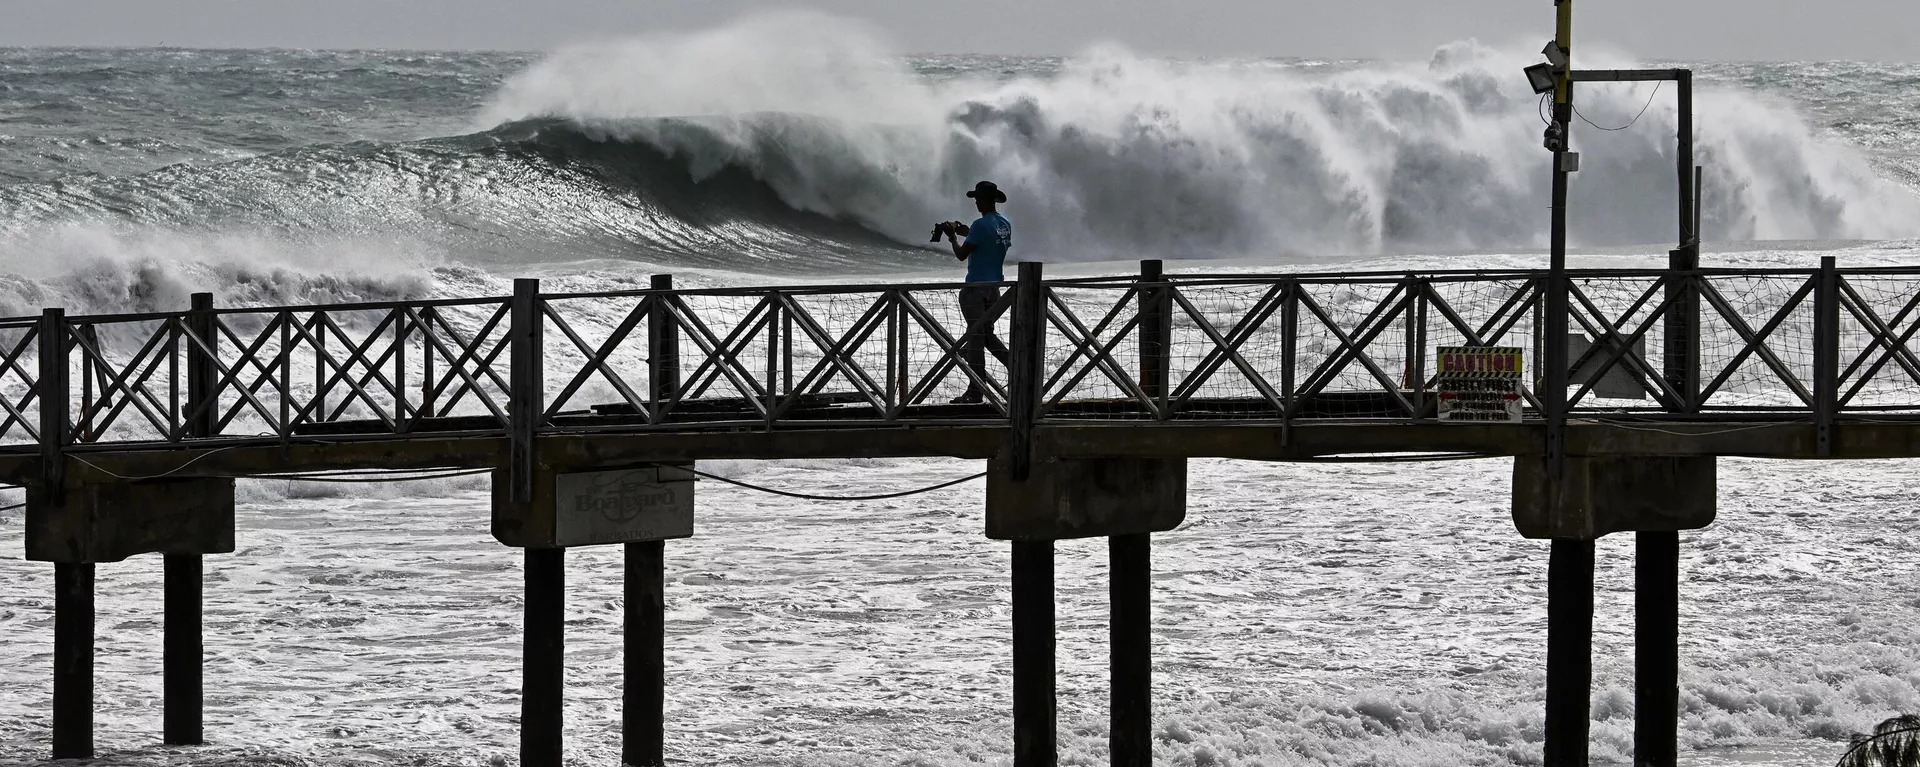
(7, 259, 1920, 766)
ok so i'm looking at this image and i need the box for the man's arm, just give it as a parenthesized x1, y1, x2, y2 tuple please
(948, 233, 976, 261)
(947, 222, 976, 261)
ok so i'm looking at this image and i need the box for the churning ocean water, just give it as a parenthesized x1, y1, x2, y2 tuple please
(3, 11, 1920, 767)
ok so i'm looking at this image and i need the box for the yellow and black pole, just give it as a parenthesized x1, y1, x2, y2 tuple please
(1542, 3, 1594, 767)
(1544, 0, 1572, 465)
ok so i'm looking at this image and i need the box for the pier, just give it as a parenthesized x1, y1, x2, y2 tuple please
(4, 255, 1920, 765)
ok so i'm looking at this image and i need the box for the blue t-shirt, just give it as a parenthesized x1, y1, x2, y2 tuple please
(963, 212, 1012, 283)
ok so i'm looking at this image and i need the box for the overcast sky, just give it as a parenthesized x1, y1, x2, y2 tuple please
(5, 0, 1916, 61)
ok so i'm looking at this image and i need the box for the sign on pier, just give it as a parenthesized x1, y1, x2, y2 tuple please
(1436, 346, 1524, 423)
(554, 466, 696, 546)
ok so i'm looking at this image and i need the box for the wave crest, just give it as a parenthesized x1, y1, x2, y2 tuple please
(483, 18, 1920, 257)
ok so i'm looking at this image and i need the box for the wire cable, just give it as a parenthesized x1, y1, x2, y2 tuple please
(1573, 81, 1662, 132)
(1281, 452, 1497, 463)
(665, 464, 987, 501)
(1586, 420, 1799, 437)
(250, 468, 494, 484)
(67, 446, 242, 482)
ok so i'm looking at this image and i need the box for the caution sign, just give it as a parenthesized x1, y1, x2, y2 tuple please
(1436, 346, 1524, 423)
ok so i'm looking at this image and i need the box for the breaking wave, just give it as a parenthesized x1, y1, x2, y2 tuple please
(480, 11, 1920, 258)
(1, 11, 1916, 316)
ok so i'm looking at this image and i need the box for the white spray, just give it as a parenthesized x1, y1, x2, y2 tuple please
(481, 12, 1920, 259)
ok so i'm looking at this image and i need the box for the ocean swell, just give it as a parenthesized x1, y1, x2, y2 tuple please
(482, 16, 1920, 257)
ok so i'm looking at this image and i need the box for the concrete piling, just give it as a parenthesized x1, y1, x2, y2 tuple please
(1544, 538, 1594, 767)
(1011, 541, 1056, 767)
(1636, 531, 1680, 767)
(1513, 454, 1714, 765)
(625, 540, 666, 767)
(163, 554, 204, 745)
(522, 548, 565, 767)
(1109, 533, 1152, 767)
(52, 561, 94, 760)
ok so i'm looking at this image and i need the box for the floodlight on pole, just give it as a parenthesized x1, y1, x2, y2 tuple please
(1526, 63, 1558, 95)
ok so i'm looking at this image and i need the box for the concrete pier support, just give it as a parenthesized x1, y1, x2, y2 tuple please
(1511, 455, 1716, 540)
(625, 540, 666, 767)
(494, 460, 694, 765)
(1545, 539, 1594, 767)
(26, 475, 234, 757)
(988, 454, 1184, 766)
(164, 554, 204, 745)
(1514, 455, 1716, 767)
(985, 456, 1186, 541)
(53, 562, 94, 760)
(1109, 534, 1152, 767)
(1012, 541, 1055, 767)
(1636, 531, 1680, 767)
(523, 548, 565, 767)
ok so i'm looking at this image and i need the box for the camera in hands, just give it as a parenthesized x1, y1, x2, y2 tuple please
(929, 221, 970, 242)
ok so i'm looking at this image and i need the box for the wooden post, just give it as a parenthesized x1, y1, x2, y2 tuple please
(1007, 262, 1044, 480)
(1546, 539, 1594, 767)
(1138, 260, 1170, 418)
(648, 275, 678, 425)
(168, 291, 215, 746)
(509, 278, 541, 505)
(1012, 540, 1055, 767)
(1813, 257, 1839, 457)
(1677, 70, 1694, 253)
(625, 541, 666, 767)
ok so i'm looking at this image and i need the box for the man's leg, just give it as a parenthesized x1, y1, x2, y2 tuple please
(957, 287, 991, 400)
(980, 287, 1012, 366)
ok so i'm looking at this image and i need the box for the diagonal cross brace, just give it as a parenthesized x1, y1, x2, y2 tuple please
(1290, 284, 1417, 417)
(542, 296, 654, 422)
(1695, 277, 1817, 406)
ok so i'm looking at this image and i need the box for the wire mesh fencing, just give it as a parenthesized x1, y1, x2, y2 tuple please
(4, 263, 1920, 450)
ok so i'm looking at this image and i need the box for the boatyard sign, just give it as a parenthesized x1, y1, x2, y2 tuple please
(554, 465, 696, 546)
(1435, 346, 1524, 423)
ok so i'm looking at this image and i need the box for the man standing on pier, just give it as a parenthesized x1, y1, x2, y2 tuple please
(941, 180, 1013, 405)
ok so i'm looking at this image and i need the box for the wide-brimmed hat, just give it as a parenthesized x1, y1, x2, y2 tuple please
(965, 180, 1007, 203)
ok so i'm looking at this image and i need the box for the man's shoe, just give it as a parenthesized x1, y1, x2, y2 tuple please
(949, 392, 984, 405)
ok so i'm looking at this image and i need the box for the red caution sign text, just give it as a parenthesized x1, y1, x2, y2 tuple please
(1436, 346, 1524, 423)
